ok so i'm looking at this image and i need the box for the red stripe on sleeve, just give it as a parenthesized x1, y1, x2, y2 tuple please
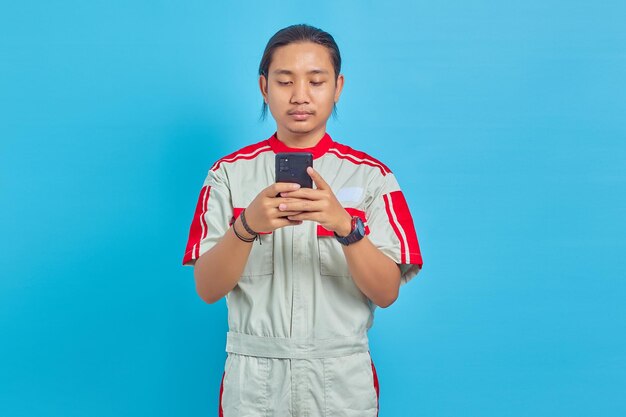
(183, 185, 210, 265)
(389, 191, 423, 267)
(196, 184, 211, 259)
(383, 193, 406, 263)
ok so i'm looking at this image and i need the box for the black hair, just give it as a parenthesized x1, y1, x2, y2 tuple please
(258, 24, 341, 121)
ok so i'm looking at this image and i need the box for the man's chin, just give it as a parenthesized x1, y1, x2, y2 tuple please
(285, 124, 316, 135)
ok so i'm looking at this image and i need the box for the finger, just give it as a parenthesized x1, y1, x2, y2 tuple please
(273, 218, 304, 229)
(274, 209, 303, 217)
(271, 204, 304, 216)
(279, 188, 322, 200)
(307, 166, 329, 190)
(272, 197, 310, 207)
(265, 182, 301, 197)
(286, 212, 320, 222)
(278, 200, 322, 213)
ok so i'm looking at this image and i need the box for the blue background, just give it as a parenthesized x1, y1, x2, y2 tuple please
(1, 1, 625, 416)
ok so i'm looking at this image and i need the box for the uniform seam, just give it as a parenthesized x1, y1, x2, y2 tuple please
(322, 359, 328, 417)
(262, 357, 270, 417)
(289, 359, 294, 417)
(326, 358, 333, 417)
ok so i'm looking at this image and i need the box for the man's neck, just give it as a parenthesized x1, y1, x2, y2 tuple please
(275, 127, 327, 148)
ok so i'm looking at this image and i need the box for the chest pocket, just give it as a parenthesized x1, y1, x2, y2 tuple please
(317, 209, 370, 277)
(241, 232, 274, 276)
(317, 236, 351, 277)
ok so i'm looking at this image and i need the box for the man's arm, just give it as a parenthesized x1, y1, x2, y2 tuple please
(279, 167, 401, 308)
(193, 216, 255, 304)
(193, 182, 303, 303)
(335, 221, 401, 308)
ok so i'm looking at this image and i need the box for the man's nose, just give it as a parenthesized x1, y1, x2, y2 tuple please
(290, 81, 310, 104)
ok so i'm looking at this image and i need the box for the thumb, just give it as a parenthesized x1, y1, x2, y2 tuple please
(307, 167, 329, 190)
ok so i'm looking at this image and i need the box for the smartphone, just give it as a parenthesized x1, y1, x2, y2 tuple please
(275, 152, 313, 188)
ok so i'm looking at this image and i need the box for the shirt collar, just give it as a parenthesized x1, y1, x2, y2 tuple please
(268, 131, 333, 159)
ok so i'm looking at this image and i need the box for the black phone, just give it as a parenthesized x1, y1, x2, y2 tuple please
(275, 152, 313, 188)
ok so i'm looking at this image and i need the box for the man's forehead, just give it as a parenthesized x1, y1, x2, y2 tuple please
(269, 43, 334, 73)
(272, 68, 330, 75)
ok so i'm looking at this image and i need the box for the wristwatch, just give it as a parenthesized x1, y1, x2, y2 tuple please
(334, 216, 366, 246)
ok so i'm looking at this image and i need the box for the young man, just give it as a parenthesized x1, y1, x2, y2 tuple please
(183, 24, 423, 417)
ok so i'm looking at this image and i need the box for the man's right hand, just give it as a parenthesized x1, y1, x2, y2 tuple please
(242, 183, 305, 233)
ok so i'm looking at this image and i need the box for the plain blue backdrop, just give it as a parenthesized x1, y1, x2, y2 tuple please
(1, 1, 625, 416)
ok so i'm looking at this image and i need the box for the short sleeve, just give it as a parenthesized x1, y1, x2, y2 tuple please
(182, 167, 232, 267)
(365, 173, 424, 286)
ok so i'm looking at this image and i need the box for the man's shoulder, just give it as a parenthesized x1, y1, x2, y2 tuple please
(210, 138, 272, 172)
(327, 138, 392, 176)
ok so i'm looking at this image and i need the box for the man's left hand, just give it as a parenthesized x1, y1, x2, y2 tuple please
(278, 167, 352, 236)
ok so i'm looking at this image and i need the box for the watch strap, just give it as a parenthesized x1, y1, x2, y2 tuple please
(334, 216, 365, 246)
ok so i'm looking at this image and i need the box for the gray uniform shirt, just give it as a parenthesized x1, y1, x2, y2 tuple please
(183, 131, 423, 343)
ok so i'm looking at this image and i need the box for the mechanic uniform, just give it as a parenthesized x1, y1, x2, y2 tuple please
(182, 132, 423, 417)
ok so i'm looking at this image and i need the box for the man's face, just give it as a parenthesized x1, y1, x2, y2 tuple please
(260, 42, 344, 137)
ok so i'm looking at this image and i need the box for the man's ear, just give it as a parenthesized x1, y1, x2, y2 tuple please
(334, 74, 345, 103)
(259, 75, 268, 103)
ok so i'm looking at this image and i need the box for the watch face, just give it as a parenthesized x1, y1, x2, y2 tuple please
(335, 216, 366, 245)
(355, 217, 365, 235)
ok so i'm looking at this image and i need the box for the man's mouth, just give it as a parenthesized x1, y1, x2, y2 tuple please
(289, 111, 314, 120)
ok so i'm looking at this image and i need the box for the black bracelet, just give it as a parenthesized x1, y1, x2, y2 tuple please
(232, 222, 256, 243)
(240, 209, 259, 237)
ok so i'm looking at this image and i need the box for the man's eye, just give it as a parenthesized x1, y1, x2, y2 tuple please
(311, 81, 324, 86)
(277, 81, 291, 85)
